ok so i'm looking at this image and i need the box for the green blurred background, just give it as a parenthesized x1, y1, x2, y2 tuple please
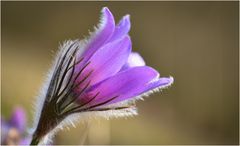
(1, 1, 239, 145)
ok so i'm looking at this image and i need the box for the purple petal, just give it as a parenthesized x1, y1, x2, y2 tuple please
(109, 15, 131, 42)
(9, 107, 26, 132)
(121, 52, 145, 70)
(84, 66, 159, 106)
(79, 36, 131, 86)
(141, 76, 174, 95)
(81, 7, 115, 61)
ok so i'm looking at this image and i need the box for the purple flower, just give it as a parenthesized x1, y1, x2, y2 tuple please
(71, 7, 173, 112)
(31, 7, 173, 145)
(1, 107, 30, 145)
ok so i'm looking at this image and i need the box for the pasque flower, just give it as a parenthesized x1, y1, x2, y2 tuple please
(1, 107, 30, 145)
(31, 7, 173, 145)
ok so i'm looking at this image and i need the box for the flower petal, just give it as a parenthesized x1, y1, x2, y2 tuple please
(121, 52, 145, 70)
(81, 7, 115, 61)
(80, 36, 131, 85)
(84, 66, 159, 106)
(9, 107, 26, 132)
(140, 76, 174, 95)
(109, 15, 131, 42)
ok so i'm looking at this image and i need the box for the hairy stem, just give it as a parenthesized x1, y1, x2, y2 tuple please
(30, 101, 65, 145)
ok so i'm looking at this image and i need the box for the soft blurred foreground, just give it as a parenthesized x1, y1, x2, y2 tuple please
(1, 2, 239, 144)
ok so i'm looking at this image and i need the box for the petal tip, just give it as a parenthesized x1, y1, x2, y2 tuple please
(101, 7, 113, 18)
(102, 7, 110, 12)
(120, 14, 131, 29)
(124, 14, 130, 20)
(99, 7, 115, 31)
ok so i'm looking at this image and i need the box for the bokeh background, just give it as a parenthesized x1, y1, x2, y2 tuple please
(1, 1, 239, 145)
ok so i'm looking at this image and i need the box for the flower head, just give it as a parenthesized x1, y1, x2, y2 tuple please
(1, 107, 30, 145)
(31, 7, 173, 144)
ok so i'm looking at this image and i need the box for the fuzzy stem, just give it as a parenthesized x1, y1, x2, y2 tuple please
(31, 100, 65, 145)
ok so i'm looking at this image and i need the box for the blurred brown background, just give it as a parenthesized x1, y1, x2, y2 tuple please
(1, 1, 239, 145)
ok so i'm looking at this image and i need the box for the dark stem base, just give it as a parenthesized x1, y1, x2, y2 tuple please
(30, 135, 40, 145)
